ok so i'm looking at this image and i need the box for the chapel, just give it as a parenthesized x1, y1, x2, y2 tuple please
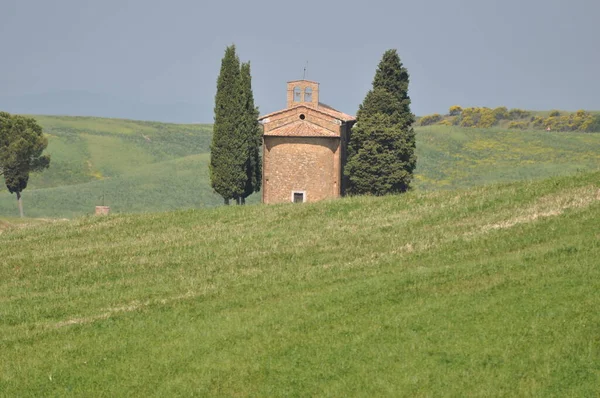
(258, 80, 356, 204)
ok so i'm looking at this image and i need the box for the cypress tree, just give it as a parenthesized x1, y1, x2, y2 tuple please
(237, 62, 262, 204)
(345, 49, 416, 195)
(210, 45, 246, 204)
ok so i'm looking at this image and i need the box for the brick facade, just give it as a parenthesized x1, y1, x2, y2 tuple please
(259, 80, 356, 204)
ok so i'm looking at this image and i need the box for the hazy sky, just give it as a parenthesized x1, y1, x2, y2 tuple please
(1, 0, 598, 123)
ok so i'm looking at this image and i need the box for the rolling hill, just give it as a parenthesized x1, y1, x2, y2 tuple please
(0, 115, 599, 218)
(1, 172, 599, 395)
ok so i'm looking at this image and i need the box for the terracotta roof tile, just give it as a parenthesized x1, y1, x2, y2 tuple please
(259, 104, 356, 123)
(264, 120, 338, 137)
(318, 102, 356, 122)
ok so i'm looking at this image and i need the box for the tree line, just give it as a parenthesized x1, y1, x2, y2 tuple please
(210, 47, 417, 201)
(0, 112, 50, 217)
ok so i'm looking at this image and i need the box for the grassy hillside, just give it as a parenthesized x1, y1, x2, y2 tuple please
(0, 116, 231, 218)
(0, 115, 599, 218)
(415, 125, 600, 190)
(1, 172, 599, 396)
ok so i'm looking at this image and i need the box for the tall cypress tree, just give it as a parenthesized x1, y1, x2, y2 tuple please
(345, 49, 416, 195)
(210, 45, 245, 204)
(238, 62, 262, 204)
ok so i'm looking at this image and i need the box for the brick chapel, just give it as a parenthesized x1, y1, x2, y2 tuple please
(258, 80, 356, 204)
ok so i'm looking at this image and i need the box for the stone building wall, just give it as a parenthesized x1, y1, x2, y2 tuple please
(262, 136, 340, 204)
(263, 106, 341, 134)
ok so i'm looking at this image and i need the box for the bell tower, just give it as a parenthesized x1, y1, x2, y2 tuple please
(286, 80, 320, 108)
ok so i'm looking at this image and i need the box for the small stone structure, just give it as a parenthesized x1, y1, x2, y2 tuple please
(258, 80, 356, 204)
(95, 206, 110, 215)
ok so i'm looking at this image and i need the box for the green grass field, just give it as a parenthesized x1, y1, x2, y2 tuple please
(0, 116, 229, 218)
(0, 116, 598, 218)
(1, 172, 599, 396)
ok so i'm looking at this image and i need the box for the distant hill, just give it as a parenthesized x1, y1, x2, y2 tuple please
(0, 115, 598, 218)
(0, 115, 228, 218)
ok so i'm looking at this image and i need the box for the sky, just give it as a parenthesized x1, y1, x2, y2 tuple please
(0, 0, 598, 123)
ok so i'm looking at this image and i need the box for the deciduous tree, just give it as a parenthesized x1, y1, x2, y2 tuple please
(0, 112, 50, 217)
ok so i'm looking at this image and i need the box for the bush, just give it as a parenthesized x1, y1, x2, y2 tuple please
(420, 114, 443, 126)
(508, 121, 529, 130)
(479, 108, 497, 128)
(531, 116, 545, 128)
(540, 111, 594, 132)
(582, 115, 600, 132)
(549, 110, 561, 117)
(458, 107, 499, 128)
(493, 107, 509, 120)
(508, 109, 531, 120)
(448, 105, 463, 116)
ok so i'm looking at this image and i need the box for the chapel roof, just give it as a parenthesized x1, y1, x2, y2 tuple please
(259, 103, 355, 123)
(263, 120, 339, 137)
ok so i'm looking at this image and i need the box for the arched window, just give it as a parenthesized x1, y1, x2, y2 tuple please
(304, 87, 313, 102)
(293, 86, 302, 102)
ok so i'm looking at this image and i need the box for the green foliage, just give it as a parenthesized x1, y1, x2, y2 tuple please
(532, 116, 545, 128)
(1, 172, 600, 395)
(210, 45, 245, 203)
(237, 62, 262, 201)
(582, 114, 600, 132)
(540, 110, 595, 132)
(419, 113, 443, 126)
(508, 121, 529, 130)
(346, 49, 416, 195)
(549, 110, 561, 117)
(372, 49, 411, 112)
(0, 112, 50, 216)
(492, 106, 509, 120)
(210, 46, 261, 204)
(448, 105, 462, 116)
(458, 107, 504, 128)
(508, 108, 531, 120)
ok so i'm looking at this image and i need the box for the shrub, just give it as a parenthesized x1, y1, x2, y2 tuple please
(508, 121, 529, 130)
(419, 114, 443, 126)
(508, 109, 531, 120)
(549, 110, 561, 117)
(532, 116, 545, 128)
(581, 114, 600, 132)
(448, 105, 463, 116)
(493, 107, 509, 120)
(438, 119, 453, 126)
(459, 107, 479, 127)
(479, 108, 497, 128)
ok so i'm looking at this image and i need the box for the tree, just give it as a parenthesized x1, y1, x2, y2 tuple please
(237, 62, 262, 204)
(210, 46, 262, 205)
(0, 112, 50, 217)
(345, 50, 416, 195)
(210, 45, 245, 205)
